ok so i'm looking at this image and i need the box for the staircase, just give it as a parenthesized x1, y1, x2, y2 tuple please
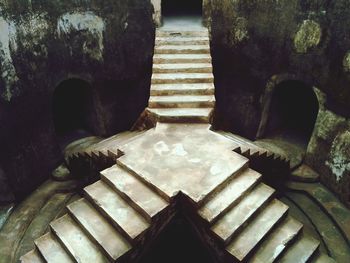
(20, 27, 336, 263)
(133, 28, 215, 129)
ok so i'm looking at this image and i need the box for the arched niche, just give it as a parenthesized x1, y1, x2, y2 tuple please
(52, 78, 95, 147)
(257, 76, 320, 149)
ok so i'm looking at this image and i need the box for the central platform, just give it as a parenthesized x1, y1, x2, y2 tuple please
(118, 123, 249, 204)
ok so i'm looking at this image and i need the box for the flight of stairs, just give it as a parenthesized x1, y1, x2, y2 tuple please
(21, 27, 335, 263)
(133, 28, 215, 129)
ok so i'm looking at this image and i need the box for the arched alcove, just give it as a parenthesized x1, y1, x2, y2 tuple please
(264, 80, 319, 148)
(162, 0, 203, 17)
(52, 79, 95, 147)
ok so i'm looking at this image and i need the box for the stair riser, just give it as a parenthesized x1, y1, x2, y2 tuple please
(151, 78, 214, 84)
(101, 175, 152, 223)
(156, 31, 209, 37)
(157, 115, 211, 124)
(153, 67, 212, 74)
(49, 226, 77, 262)
(82, 192, 136, 245)
(156, 40, 209, 46)
(153, 57, 211, 64)
(150, 88, 215, 96)
(155, 48, 210, 54)
(208, 176, 263, 226)
(149, 101, 215, 109)
(67, 210, 116, 262)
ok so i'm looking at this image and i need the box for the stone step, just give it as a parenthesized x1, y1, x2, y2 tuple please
(88, 131, 144, 157)
(156, 30, 209, 38)
(84, 181, 149, 242)
(153, 63, 212, 74)
(226, 199, 289, 261)
(35, 232, 73, 263)
(311, 252, 336, 263)
(278, 233, 320, 263)
(212, 183, 275, 245)
(248, 217, 303, 263)
(149, 95, 215, 109)
(199, 168, 262, 224)
(153, 54, 211, 64)
(67, 198, 131, 261)
(148, 108, 213, 123)
(151, 73, 214, 84)
(50, 214, 108, 263)
(156, 36, 209, 46)
(151, 83, 215, 96)
(101, 165, 168, 222)
(155, 45, 210, 54)
(20, 249, 44, 263)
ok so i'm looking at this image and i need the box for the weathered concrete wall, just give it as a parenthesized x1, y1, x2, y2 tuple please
(0, 0, 155, 199)
(207, 0, 350, 206)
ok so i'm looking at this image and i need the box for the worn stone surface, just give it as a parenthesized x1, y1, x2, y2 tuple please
(50, 214, 108, 263)
(67, 198, 131, 261)
(226, 199, 289, 261)
(118, 123, 249, 204)
(249, 217, 303, 263)
(101, 165, 168, 220)
(291, 164, 320, 183)
(211, 183, 275, 244)
(52, 164, 71, 182)
(199, 168, 261, 224)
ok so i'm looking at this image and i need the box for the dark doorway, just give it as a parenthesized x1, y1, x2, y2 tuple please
(140, 215, 214, 263)
(52, 79, 95, 148)
(265, 80, 319, 148)
(162, 0, 203, 17)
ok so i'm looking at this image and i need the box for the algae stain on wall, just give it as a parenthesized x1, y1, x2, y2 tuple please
(0, 17, 18, 101)
(57, 11, 106, 62)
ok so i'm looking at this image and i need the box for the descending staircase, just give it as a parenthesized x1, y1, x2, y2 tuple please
(21, 27, 336, 263)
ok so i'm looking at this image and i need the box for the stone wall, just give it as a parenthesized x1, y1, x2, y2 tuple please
(207, 0, 350, 206)
(0, 0, 155, 200)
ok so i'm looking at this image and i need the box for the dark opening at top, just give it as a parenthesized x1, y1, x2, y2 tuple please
(162, 0, 203, 17)
(265, 80, 319, 148)
(52, 79, 95, 146)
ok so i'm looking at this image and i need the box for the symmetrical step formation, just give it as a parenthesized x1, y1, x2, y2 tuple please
(143, 28, 215, 125)
(21, 26, 335, 263)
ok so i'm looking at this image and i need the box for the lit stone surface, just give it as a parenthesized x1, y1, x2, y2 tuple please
(149, 95, 215, 108)
(278, 234, 320, 263)
(249, 217, 303, 263)
(118, 123, 249, 204)
(20, 249, 44, 263)
(152, 63, 213, 74)
(294, 20, 322, 53)
(50, 215, 108, 263)
(35, 232, 73, 263)
(101, 165, 168, 220)
(67, 198, 131, 261)
(150, 83, 214, 96)
(155, 45, 210, 54)
(211, 183, 275, 244)
(226, 199, 289, 261)
(151, 73, 214, 84)
(199, 168, 262, 224)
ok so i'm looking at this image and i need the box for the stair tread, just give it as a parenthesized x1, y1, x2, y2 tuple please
(152, 73, 213, 79)
(152, 83, 214, 90)
(150, 95, 215, 102)
(249, 216, 303, 263)
(212, 183, 275, 243)
(153, 54, 211, 59)
(153, 63, 212, 69)
(50, 214, 108, 263)
(84, 181, 149, 241)
(278, 234, 320, 263)
(20, 250, 44, 263)
(199, 168, 262, 224)
(67, 198, 131, 261)
(35, 232, 73, 263)
(101, 165, 168, 220)
(311, 253, 336, 263)
(156, 45, 209, 50)
(227, 199, 289, 261)
(156, 30, 209, 37)
(149, 108, 213, 117)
